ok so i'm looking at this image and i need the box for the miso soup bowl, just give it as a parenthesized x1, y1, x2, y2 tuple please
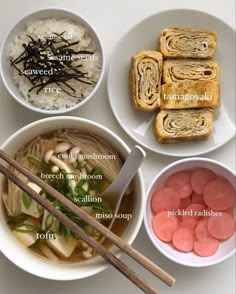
(0, 7, 105, 115)
(0, 116, 145, 280)
(144, 158, 236, 267)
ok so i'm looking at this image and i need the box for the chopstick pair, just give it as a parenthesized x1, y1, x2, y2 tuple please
(0, 149, 175, 294)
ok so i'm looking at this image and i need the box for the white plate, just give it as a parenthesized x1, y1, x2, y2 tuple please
(108, 9, 236, 157)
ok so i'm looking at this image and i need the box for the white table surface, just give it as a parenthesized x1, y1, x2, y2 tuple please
(0, 0, 235, 293)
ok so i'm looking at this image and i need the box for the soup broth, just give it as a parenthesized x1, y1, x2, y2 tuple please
(1, 129, 134, 263)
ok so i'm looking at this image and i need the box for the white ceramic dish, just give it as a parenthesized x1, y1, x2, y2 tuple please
(0, 8, 105, 115)
(108, 9, 236, 157)
(144, 158, 236, 267)
(0, 116, 145, 280)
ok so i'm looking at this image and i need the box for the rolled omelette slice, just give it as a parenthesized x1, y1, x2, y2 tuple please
(129, 50, 163, 111)
(159, 28, 217, 59)
(161, 80, 220, 109)
(163, 59, 219, 83)
(154, 108, 214, 143)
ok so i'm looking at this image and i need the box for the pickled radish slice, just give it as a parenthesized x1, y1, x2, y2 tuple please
(152, 211, 179, 242)
(191, 168, 216, 194)
(208, 213, 235, 240)
(172, 228, 194, 252)
(166, 171, 192, 199)
(204, 179, 235, 211)
(151, 188, 180, 214)
(194, 238, 219, 257)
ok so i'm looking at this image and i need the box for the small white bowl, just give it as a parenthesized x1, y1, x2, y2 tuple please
(144, 158, 236, 267)
(0, 8, 105, 115)
(0, 117, 145, 280)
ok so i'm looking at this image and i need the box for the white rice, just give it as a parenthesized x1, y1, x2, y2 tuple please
(8, 18, 102, 110)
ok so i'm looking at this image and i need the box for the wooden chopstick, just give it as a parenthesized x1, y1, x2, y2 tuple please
(0, 150, 175, 290)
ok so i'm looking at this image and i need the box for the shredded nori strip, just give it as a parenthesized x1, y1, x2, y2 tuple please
(11, 32, 96, 98)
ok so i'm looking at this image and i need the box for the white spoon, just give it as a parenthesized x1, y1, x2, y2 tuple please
(101, 145, 146, 232)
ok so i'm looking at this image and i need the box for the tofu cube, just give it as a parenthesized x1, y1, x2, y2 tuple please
(12, 220, 37, 247)
(47, 234, 78, 258)
(21, 182, 43, 218)
(42, 210, 58, 232)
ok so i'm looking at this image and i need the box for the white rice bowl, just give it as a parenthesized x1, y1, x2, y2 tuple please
(8, 18, 102, 111)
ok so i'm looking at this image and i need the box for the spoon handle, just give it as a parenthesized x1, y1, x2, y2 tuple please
(105, 145, 146, 197)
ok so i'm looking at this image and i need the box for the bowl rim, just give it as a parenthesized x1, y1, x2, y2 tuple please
(0, 116, 145, 280)
(144, 157, 236, 267)
(0, 7, 105, 115)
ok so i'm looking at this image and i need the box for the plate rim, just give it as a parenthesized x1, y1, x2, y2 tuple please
(107, 8, 236, 157)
